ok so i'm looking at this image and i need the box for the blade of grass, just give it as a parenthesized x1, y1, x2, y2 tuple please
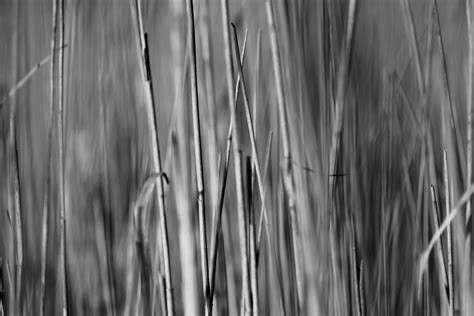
(257, 132, 273, 261)
(166, 4, 197, 311)
(266, 1, 291, 171)
(231, 23, 270, 262)
(4, 262, 12, 316)
(466, 0, 474, 292)
(232, 25, 293, 314)
(0, 52, 60, 108)
(209, 29, 249, 302)
(247, 157, 258, 316)
(165, 18, 198, 313)
(132, 172, 168, 315)
(429, 186, 448, 288)
(252, 29, 262, 140)
(97, 9, 117, 313)
(57, 0, 67, 313)
(146, 32, 175, 316)
(40, 1, 58, 315)
(221, 0, 250, 314)
(132, 0, 175, 313)
(7, 2, 21, 313)
(200, 0, 219, 213)
(231, 25, 275, 315)
(349, 215, 360, 316)
(1, 257, 3, 316)
(266, 2, 303, 311)
(444, 149, 454, 316)
(401, 0, 425, 95)
(185, 0, 211, 314)
(12, 114, 22, 316)
(359, 260, 365, 316)
(433, 0, 462, 138)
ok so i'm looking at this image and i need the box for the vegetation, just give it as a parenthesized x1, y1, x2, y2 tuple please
(0, 0, 473, 315)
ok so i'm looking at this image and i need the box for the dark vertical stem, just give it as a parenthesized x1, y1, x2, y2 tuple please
(144, 32, 175, 316)
(185, 0, 211, 314)
(57, 0, 67, 313)
(12, 118, 22, 315)
(247, 157, 258, 316)
(221, 0, 250, 314)
(40, 0, 57, 314)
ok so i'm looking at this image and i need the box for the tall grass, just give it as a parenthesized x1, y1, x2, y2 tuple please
(2, 0, 474, 315)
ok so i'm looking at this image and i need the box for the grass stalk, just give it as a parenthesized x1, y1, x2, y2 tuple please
(230, 26, 271, 315)
(328, 0, 356, 187)
(222, 210, 239, 316)
(230, 23, 269, 262)
(0, 53, 56, 108)
(402, 0, 425, 95)
(200, 0, 219, 213)
(97, 8, 117, 313)
(266, 1, 291, 165)
(185, 0, 211, 314)
(444, 150, 454, 316)
(199, 9, 222, 309)
(6, 2, 21, 314)
(349, 215, 360, 316)
(256, 132, 273, 261)
(429, 186, 448, 290)
(57, 0, 67, 313)
(266, 2, 303, 311)
(1, 257, 3, 316)
(39, 1, 58, 315)
(466, 0, 474, 288)
(221, 0, 251, 314)
(247, 157, 258, 316)
(432, 0, 465, 166)
(252, 29, 262, 139)
(136, 206, 153, 315)
(359, 260, 365, 316)
(209, 30, 249, 302)
(5, 263, 12, 316)
(12, 116, 22, 316)
(232, 26, 293, 314)
(146, 32, 175, 316)
(167, 2, 199, 311)
(132, 0, 175, 313)
(6, 1, 474, 315)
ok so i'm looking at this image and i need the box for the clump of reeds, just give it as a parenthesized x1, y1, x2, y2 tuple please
(4, 0, 474, 315)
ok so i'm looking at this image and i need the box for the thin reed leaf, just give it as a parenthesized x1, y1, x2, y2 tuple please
(221, 0, 250, 314)
(12, 117, 22, 315)
(444, 150, 454, 316)
(359, 261, 365, 316)
(266, 2, 303, 310)
(401, 0, 425, 95)
(39, 2, 58, 314)
(466, 0, 474, 294)
(257, 132, 273, 261)
(209, 30, 248, 302)
(57, 0, 67, 313)
(132, 0, 175, 313)
(230, 22, 269, 244)
(186, 0, 211, 314)
(247, 157, 259, 316)
(0, 51, 63, 107)
(429, 185, 448, 288)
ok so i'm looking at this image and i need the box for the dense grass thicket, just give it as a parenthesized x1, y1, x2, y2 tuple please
(1, 0, 474, 315)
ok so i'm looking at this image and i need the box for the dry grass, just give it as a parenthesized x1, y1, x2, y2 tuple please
(1, 0, 474, 315)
